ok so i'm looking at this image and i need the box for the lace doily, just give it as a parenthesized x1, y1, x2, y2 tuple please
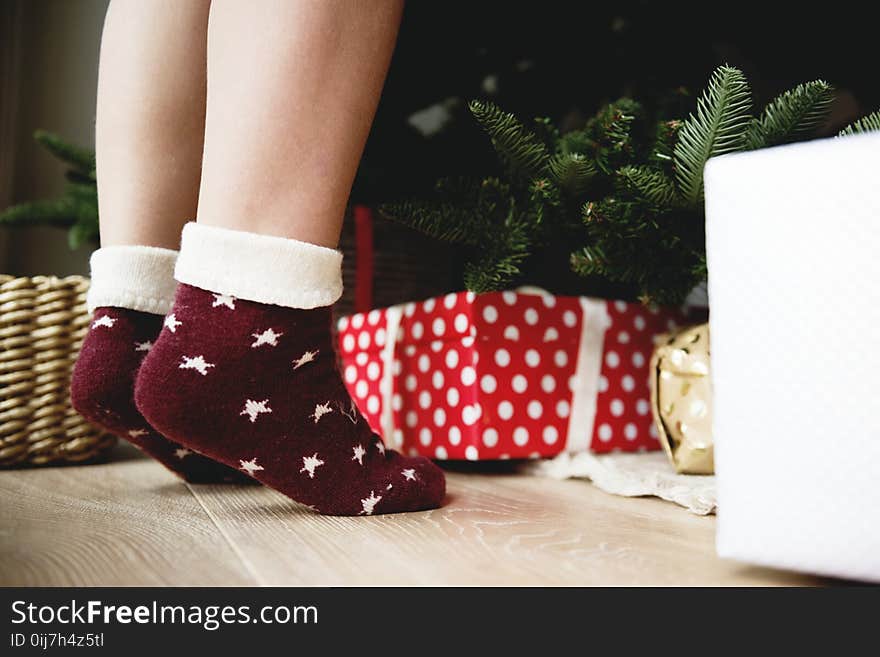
(522, 451, 717, 515)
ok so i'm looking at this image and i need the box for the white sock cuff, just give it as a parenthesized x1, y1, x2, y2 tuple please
(87, 245, 179, 315)
(174, 222, 343, 309)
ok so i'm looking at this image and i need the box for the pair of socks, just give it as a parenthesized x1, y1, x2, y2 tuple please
(71, 225, 445, 515)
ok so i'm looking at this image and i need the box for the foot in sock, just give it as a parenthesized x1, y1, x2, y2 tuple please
(134, 223, 446, 515)
(71, 245, 251, 484)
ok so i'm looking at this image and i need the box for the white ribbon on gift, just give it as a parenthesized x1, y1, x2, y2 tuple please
(374, 290, 611, 453)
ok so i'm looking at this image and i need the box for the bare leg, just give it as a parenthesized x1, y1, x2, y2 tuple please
(197, 0, 404, 247)
(96, 0, 211, 249)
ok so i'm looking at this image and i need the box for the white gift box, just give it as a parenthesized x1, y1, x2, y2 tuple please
(705, 132, 880, 582)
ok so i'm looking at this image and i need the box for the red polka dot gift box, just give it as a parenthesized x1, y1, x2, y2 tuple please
(337, 289, 695, 460)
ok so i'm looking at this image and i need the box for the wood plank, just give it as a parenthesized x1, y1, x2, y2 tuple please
(0, 444, 256, 586)
(190, 469, 821, 586)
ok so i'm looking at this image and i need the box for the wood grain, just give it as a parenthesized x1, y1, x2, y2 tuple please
(0, 447, 822, 586)
(0, 444, 256, 586)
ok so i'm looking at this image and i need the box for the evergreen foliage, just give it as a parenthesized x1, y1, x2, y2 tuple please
(0, 130, 99, 249)
(382, 65, 879, 305)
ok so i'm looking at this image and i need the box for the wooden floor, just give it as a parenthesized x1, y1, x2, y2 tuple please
(1, 443, 822, 586)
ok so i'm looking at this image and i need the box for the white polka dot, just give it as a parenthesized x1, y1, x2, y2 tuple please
(621, 375, 635, 392)
(392, 359, 402, 376)
(527, 400, 543, 419)
(525, 349, 541, 367)
(433, 408, 446, 427)
(617, 331, 630, 344)
(374, 327, 386, 346)
(634, 315, 646, 331)
(556, 400, 570, 418)
(431, 370, 445, 389)
(367, 362, 381, 381)
(392, 429, 404, 447)
(502, 291, 518, 305)
(554, 350, 568, 367)
(465, 445, 479, 460)
(543, 327, 559, 342)
(465, 291, 476, 303)
(542, 295, 556, 308)
(411, 321, 424, 340)
(650, 423, 659, 439)
(344, 365, 357, 384)
(563, 310, 578, 327)
(355, 380, 368, 399)
(338, 316, 350, 332)
(483, 305, 498, 324)
(343, 334, 355, 352)
(497, 400, 514, 420)
(461, 335, 475, 348)
(482, 428, 499, 447)
(435, 446, 448, 459)
(461, 366, 476, 386)
(352, 314, 365, 329)
(632, 351, 646, 368)
(446, 387, 460, 407)
(541, 375, 556, 393)
(512, 374, 528, 393)
(445, 349, 459, 369)
(392, 394, 402, 411)
(432, 317, 446, 336)
(405, 375, 417, 392)
(636, 399, 650, 415)
(480, 374, 497, 393)
(605, 351, 620, 368)
(356, 352, 368, 366)
(494, 349, 511, 367)
(524, 308, 539, 325)
(408, 447, 419, 456)
(454, 313, 469, 333)
(568, 375, 578, 392)
(462, 405, 481, 425)
(419, 391, 432, 409)
(417, 354, 430, 373)
(598, 375, 609, 392)
(405, 411, 418, 427)
(366, 396, 380, 414)
(404, 303, 416, 317)
(503, 325, 520, 341)
(614, 301, 627, 312)
(404, 345, 416, 357)
(367, 310, 381, 325)
(448, 426, 462, 445)
(423, 298, 436, 313)
(543, 426, 559, 444)
(513, 427, 529, 446)
(598, 423, 613, 442)
(624, 423, 638, 440)
(443, 293, 458, 309)
(419, 427, 432, 446)
(610, 399, 625, 416)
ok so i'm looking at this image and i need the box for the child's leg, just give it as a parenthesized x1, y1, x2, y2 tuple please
(136, 0, 446, 515)
(72, 0, 247, 483)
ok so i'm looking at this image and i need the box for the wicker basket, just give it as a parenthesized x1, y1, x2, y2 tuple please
(0, 275, 115, 467)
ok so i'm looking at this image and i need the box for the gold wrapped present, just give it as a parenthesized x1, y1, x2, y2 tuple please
(650, 323, 713, 474)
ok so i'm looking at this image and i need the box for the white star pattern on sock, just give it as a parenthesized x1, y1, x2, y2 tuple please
(128, 428, 148, 438)
(351, 444, 365, 465)
(376, 441, 386, 456)
(336, 399, 358, 424)
(211, 293, 236, 310)
(292, 350, 319, 370)
(179, 355, 215, 376)
(402, 468, 417, 481)
(92, 315, 116, 329)
(239, 458, 264, 475)
(300, 453, 324, 479)
(240, 399, 272, 423)
(174, 448, 192, 459)
(310, 402, 333, 424)
(386, 483, 393, 490)
(360, 491, 382, 515)
(251, 328, 282, 348)
(134, 341, 153, 352)
(164, 314, 182, 332)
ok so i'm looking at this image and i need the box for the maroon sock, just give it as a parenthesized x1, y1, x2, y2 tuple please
(133, 223, 445, 515)
(71, 307, 251, 483)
